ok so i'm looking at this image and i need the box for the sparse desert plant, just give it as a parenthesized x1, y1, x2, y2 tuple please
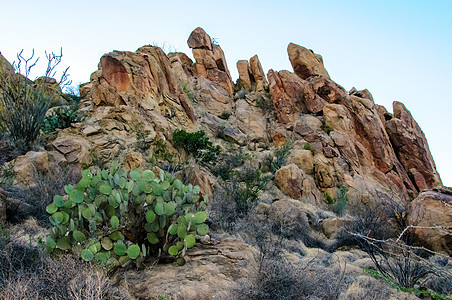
(0, 49, 71, 153)
(172, 129, 221, 163)
(45, 163, 209, 268)
(270, 140, 292, 173)
(42, 100, 83, 133)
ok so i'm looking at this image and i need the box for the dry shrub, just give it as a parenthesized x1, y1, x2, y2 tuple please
(340, 276, 395, 300)
(4, 165, 80, 226)
(0, 226, 122, 300)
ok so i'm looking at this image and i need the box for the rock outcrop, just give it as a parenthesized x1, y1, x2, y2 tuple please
(287, 43, 330, 79)
(407, 188, 452, 255)
(386, 101, 443, 191)
(237, 55, 268, 92)
(188, 27, 234, 96)
(122, 238, 258, 300)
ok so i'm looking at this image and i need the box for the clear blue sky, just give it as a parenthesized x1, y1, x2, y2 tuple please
(1, 0, 451, 186)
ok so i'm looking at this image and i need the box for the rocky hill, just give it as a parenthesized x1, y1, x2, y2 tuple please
(0, 27, 451, 299)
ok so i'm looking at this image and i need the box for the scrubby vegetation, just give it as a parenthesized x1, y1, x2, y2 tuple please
(172, 129, 221, 163)
(45, 163, 209, 268)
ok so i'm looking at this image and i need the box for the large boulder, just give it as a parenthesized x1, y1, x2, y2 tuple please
(10, 151, 67, 186)
(237, 55, 268, 92)
(407, 188, 452, 255)
(287, 43, 330, 80)
(86, 46, 194, 126)
(385, 101, 443, 191)
(122, 238, 258, 300)
(188, 27, 234, 96)
(267, 69, 307, 123)
(275, 164, 321, 205)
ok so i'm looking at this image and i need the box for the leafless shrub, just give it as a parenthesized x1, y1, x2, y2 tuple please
(231, 253, 349, 300)
(0, 231, 116, 300)
(4, 165, 80, 226)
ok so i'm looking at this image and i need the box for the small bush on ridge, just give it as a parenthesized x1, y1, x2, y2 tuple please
(173, 129, 221, 163)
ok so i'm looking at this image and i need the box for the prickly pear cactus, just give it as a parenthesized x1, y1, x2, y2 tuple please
(45, 161, 209, 268)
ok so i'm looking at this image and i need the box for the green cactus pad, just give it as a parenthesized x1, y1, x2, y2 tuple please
(70, 189, 84, 203)
(53, 195, 64, 207)
(56, 237, 71, 250)
(168, 245, 179, 256)
(114, 243, 127, 256)
(89, 241, 102, 254)
(73, 230, 86, 242)
(110, 216, 120, 229)
(194, 211, 207, 224)
(64, 184, 74, 194)
(147, 232, 159, 244)
(127, 244, 141, 259)
(145, 210, 156, 223)
(99, 184, 112, 195)
(95, 251, 109, 263)
(46, 237, 56, 249)
(185, 234, 196, 249)
(81, 249, 94, 261)
(129, 169, 141, 181)
(46, 202, 58, 214)
(109, 231, 124, 241)
(52, 212, 65, 225)
(101, 237, 113, 250)
(176, 241, 184, 250)
(168, 224, 178, 235)
(176, 257, 186, 266)
(177, 224, 187, 239)
(197, 224, 209, 236)
(142, 170, 155, 181)
(155, 202, 164, 216)
(164, 202, 175, 216)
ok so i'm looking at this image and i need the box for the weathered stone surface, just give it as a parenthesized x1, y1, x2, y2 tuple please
(235, 99, 266, 142)
(288, 149, 314, 175)
(386, 101, 442, 190)
(267, 69, 306, 123)
(193, 76, 233, 117)
(11, 151, 67, 186)
(287, 43, 330, 79)
(314, 154, 335, 188)
(249, 55, 268, 92)
(123, 238, 258, 300)
(187, 27, 213, 50)
(275, 164, 321, 205)
(52, 134, 92, 165)
(236, 60, 252, 90)
(86, 46, 194, 126)
(122, 151, 145, 171)
(407, 189, 452, 255)
(188, 28, 234, 96)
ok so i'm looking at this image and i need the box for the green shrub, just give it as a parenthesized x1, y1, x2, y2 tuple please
(321, 121, 333, 134)
(270, 140, 292, 173)
(45, 162, 209, 268)
(0, 74, 52, 152)
(134, 122, 152, 153)
(151, 138, 174, 164)
(220, 111, 231, 120)
(303, 142, 315, 155)
(333, 185, 348, 217)
(42, 101, 81, 133)
(172, 129, 221, 163)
